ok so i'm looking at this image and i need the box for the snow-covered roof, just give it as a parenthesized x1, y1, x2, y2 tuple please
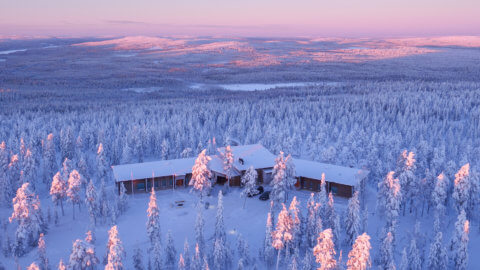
(216, 144, 276, 171)
(293, 158, 368, 187)
(112, 144, 275, 182)
(112, 157, 196, 182)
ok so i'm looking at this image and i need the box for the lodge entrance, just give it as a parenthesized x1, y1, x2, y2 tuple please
(216, 176, 227, 185)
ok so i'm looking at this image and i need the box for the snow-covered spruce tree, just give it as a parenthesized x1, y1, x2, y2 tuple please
(8, 155, 21, 193)
(57, 259, 66, 270)
(214, 190, 226, 244)
(237, 234, 250, 266)
(240, 166, 258, 209)
(132, 247, 144, 270)
(313, 228, 336, 270)
(183, 238, 191, 270)
(453, 219, 469, 270)
(161, 139, 170, 160)
(301, 248, 315, 270)
(432, 172, 448, 233)
(305, 193, 317, 248)
(450, 209, 467, 253)
(407, 238, 422, 270)
(50, 172, 67, 216)
(178, 254, 186, 270)
(344, 191, 361, 246)
(191, 244, 202, 270)
(146, 188, 161, 247)
(237, 258, 244, 270)
(272, 204, 294, 270)
(377, 171, 402, 229)
(398, 247, 408, 270)
(67, 170, 83, 220)
(288, 196, 303, 249)
(467, 168, 479, 220)
(98, 180, 110, 224)
(213, 236, 229, 270)
(317, 173, 328, 225)
(23, 149, 36, 190)
(85, 180, 98, 226)
(427, 232, 447, 270)
(326, 193, 340, 248)
(396, 151, 416, 215)
(262, 212, 275, 267)
(270, 152, 289, 205)
(105, 225, 125, 270)
(96, 143, 109, 184)
(189, 150, 212, 203)
(346, 233, 371, 270)
(284, 154, 297, 198)
(10, 183, 45, 257)
(43, 134, 56, 185)
(27, 262, 40, 270)
(220, 145, 234, 187)
(68, 239, 99, 270)
(0, 141, 13, 205)
(117, 182, 128, 214)
(37, 233, 49, 270)
(60, 126, 74, 161)
(165, 231, 177, 269)
(195, 206, 205, 258)
(150, 239, 163, 270)
(452, 163, 471, 214)
(378, 230, 395, 270)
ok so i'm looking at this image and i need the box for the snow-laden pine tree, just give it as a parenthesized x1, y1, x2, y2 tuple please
(272, 204, 294, 270)
(50, 172, 67, 216)
(221, 145, 234, 187)
(396, 151, 416, 215)
(262, 212, 275, 267)
(344, 191, 361, 246)
(240, 166, 258, 208)
(96, 143, 109, 184)
(43, 134, 56, 185)
(165, 231, 177, 269)
(284, 154, 297, 197)
(452, 164, 470, 214)
(325, 193, 340, 248)
(10, 183, 45, 257)
(301, 248, 315, 270)
(0, 141, 11, 205)
(161, 139, 170, 160)
(117, 182, 128, 214)
(288, 196, 302, 249)
(377, 171, 402, 229)
(132, 247, 144, 270)
(378, 230, 395, 270)
(317, 174, 328, 225)
(427, 232, 447, 270)
(178, 254, 186, 270)
(407, 238, 422, 270)
(451, 210, 469, 270)
(98, 180, 110, 224)
(183, 239, 191, 270)
(27, 262, 40, 270)
(85, 180, 98, 226)
(146, 188, 161, 246)
(236, 234, 250, 266)
(195, 207, 205, 259)
(60, 126, 74, 161)
(150, 239, 163, 270)
(270, 152, 289, 205)
(313, 228, 337, 270)
(57, 259, 66, 270)
(191, 244, 202, 270)
(214, 190, 226, 244)
(432, 172, 448, 232)
(189, 150, 212, 203)
(67, 170, 82, 220)
(105, 225, 125, 270)
(68, 239, 99, 270)
(346, 233, 371, 270)
(213, 236, 230, 270)
(23, 149, 36, 190)
(305, 193, 317, 248)
(37, 233, 49, 270)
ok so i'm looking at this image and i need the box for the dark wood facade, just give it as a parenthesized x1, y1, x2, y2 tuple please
(298, 176, 354, 198)
(118, 174, 192, 194)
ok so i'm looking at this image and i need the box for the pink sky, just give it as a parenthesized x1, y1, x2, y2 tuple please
(1, 0, 479, 37)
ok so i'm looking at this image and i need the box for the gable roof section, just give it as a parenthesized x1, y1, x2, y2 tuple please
(112, 144, 275, 182)
(293, 158, 368, 186)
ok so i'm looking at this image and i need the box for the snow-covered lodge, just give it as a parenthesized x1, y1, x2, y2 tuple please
(111, 144, 368, 198)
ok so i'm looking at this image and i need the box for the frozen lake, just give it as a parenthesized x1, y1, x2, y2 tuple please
(219, 82, 339, 91)
(0, 49, 27, 55)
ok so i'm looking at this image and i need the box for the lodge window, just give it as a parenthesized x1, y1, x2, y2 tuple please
(136, 182, 145, 191)
(331, 186, 338, 195)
